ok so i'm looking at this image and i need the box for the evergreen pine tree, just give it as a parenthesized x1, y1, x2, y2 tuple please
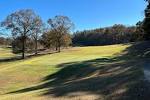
(143, 0, 150, 40)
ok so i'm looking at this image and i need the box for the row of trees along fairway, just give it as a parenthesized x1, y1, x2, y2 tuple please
(1, 0, 150, 59)
(1, 9, 73, 59)
(72, 24, 145, 46)
(143, 0, 150, 40)
(46, 16, 73, 52)
(72, 0, 150, 47)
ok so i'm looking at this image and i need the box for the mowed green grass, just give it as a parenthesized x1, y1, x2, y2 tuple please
(0, 47, 16, 59)
(0, 44, 146, 100)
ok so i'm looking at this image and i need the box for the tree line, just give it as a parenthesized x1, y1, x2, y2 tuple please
(0, 9, 73, 59)
(72, 0, 150, 46)
(0, 0, 150, 59)
(72, 24, 144, 46)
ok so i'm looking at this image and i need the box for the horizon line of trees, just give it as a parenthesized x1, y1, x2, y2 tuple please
(72, 0, 150, 46)
(1, 0, 150, 59)
(0, 9, 74, 59)
(72, 24, 145, 46)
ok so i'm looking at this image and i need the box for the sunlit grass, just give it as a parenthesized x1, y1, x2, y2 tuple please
(0, 47, 16, 59)
(0, 44, 139, 100)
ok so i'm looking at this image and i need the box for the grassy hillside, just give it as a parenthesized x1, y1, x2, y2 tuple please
(0, 47, 16, 59)
(0, 44, 149, 100)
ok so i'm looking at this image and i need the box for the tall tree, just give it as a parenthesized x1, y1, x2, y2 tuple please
(41, 30, 55, 49)
(48, 15, 74, 52)
(145, 0, 150, 2)
(31, 16, 44, 55)
(143, 0, 150, 40)
(1, 9, 42, 59)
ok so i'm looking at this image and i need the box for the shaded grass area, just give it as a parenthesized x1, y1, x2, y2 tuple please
(0, 51, 58, 63)
(1, 43, 150, 100)
(0, 47, 60, 63)
(122, 41, 150, 59)
(9, 59, 148, 99)
(8, 42, 150, 100)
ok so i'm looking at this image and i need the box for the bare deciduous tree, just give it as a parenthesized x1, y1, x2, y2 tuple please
(48, 15, 74, 52)
(1, 9, 43, 59)
(31, 16, 44, 55)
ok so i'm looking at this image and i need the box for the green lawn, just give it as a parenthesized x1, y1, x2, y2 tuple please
(0, 47, 16, 59)
(0, 44, 149, 100)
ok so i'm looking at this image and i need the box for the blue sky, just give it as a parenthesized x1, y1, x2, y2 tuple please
(0, 0, 147, 31)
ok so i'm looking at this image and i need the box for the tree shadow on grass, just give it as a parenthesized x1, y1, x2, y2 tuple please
(7, 41, 150, 100)
(0, 51, 58, 63)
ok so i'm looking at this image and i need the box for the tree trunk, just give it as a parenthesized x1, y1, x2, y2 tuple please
(56, 46, 58, 51)
(22, 50, 25, 59)
(58, 46, 60, 52)
(58, 41, 61, 52)
(22, 36, 25, 59)
(35, 37, 38, 55)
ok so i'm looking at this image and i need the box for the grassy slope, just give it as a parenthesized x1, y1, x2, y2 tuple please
(0, 44, 149, 100)
(0, 47, 16, 59)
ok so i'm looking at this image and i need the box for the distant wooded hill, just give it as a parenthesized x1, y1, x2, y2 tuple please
(72, 24, 145, 46)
